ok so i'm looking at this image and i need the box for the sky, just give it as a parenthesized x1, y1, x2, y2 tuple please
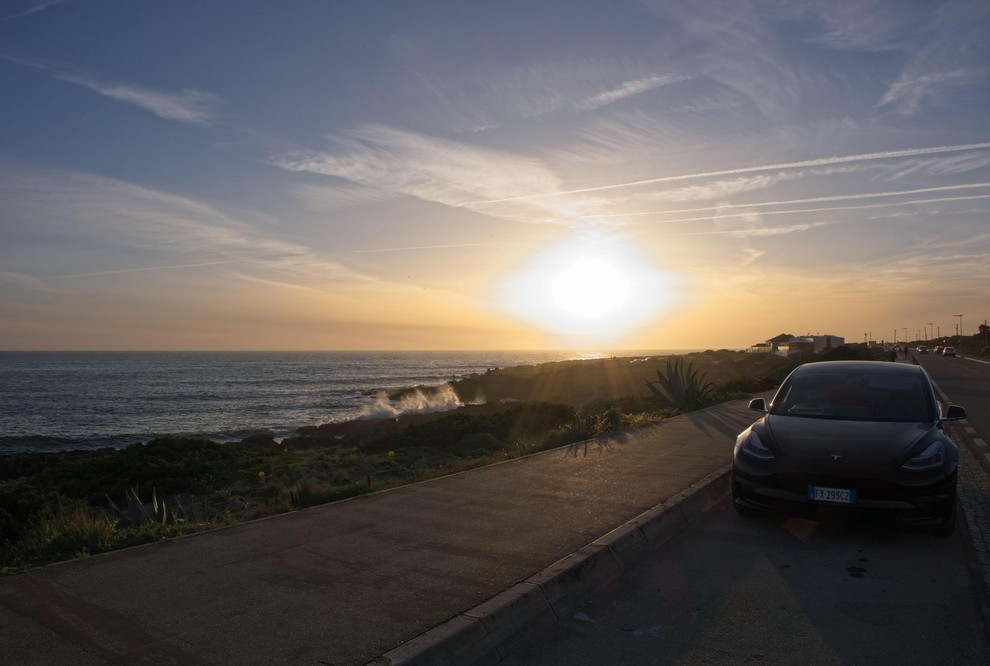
(1, 0, 988, 351)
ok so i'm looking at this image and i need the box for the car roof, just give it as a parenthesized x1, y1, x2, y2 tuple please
(789, 360, 926, 377)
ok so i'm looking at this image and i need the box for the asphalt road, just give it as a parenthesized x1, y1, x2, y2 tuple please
(504, 355, 990, 665)
(916, 352, 990, 440)
(504, 495, 990, 665)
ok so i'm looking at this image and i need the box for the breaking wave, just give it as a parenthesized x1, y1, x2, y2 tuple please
(357, 384, 470, 419)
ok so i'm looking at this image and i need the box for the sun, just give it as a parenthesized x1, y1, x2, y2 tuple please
(549, 255, 631, 318)
(499, 234, 679, 341)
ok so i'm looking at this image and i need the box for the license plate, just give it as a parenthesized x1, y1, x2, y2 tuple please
(807, 486, 856, 504)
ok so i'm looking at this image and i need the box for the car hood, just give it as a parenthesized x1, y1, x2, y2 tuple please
(764, 415, 932, 467)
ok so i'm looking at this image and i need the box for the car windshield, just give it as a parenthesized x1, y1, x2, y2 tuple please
(770, 371, 933, 422)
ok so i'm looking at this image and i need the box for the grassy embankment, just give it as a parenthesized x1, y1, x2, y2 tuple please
(0, 346, 874, 572)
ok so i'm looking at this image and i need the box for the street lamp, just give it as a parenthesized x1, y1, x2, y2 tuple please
(927, 322, 933, 342)
(955, 314, 963, 344)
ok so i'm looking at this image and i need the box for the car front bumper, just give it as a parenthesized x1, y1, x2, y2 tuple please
(731, 468, 956, 525)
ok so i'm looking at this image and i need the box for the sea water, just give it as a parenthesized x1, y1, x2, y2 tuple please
(0, 350, 684, 454)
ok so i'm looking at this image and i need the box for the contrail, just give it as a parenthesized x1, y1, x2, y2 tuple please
(48, 260, 237, 279)
(597, 182, 990, 219)
(462, 142, 990, 205)
(665, 194, 990, 229)
(352, 242, 490, 254)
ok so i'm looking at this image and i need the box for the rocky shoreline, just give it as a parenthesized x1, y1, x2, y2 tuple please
(285, 349, 792, 447)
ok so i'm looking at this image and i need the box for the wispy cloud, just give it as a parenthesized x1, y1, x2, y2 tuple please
(352, 243, 491, 254)
(57, 73, 221, 126)
(273, 124, 566, 223)
(0, 269, 66, 294)
(876, 0, 990, 115)
(0, 166, 369, 290)
(577, 74, 689, 110)
(878, 69, 980, 116)
(0, 55, 221, 126)
(2, 0, 70, 21)
(291, 183, 391, 211)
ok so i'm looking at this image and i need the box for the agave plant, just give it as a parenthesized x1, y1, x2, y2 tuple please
(106, 486, 175, 526)
(645, 358, 716, 412)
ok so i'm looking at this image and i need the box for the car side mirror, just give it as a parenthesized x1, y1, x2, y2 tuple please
(748, 398, 767, 413)
(942, 404, 967, 421)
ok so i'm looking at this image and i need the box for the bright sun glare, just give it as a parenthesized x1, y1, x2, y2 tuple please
(500, 235, 678, 342)
(550, 255, 631, 318)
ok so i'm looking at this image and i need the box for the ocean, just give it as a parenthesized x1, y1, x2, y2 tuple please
(0, 350, 690, 455)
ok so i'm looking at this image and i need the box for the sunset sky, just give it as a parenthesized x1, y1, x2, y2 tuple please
(2, 0, 988, 351)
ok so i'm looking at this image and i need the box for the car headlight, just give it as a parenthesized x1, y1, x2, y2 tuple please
(901, 440, 945, 471)
(737, 428, 775, 461)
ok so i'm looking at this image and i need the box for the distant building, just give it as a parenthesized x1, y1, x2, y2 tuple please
(747, 334, 844, 356)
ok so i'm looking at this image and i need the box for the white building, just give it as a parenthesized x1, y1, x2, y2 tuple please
(776, 335, 845, 357)
(748, 334, 845, 356)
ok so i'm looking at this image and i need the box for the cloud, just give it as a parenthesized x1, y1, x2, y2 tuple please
(876, 0, 990, 115)
(0, 269, 66, 294)
(272, 124, 567, 223)
(1, 54, 222, 126)
(57, 74, 221, 126)
(351, 243, 492, 255)
(290, 183, 391, 212)
(803, 2, 919, 52)
(396, 40, 694, 132)
(1, 0, 70, 21)
(0, 165, 370, 290)
(576, 74, 690, 111)
(878, 69, 980, 116)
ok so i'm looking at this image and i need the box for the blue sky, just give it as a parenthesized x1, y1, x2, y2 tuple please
(1, 0, 988, 350)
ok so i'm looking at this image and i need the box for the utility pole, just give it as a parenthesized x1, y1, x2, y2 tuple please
(955, 314, 963, 345)
(927, 322, 933, 342)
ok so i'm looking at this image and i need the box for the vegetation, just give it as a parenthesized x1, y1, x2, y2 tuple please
(645, 357, 716, 411)
(0, 347, 830, 573)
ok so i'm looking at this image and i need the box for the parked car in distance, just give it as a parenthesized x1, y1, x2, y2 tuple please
(943, 346, 956, 356)
(917, 345, 929, 354)
(731, 360, 965, 536)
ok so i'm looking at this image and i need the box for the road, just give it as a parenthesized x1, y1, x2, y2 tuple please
(504, 355, 990, 665)
(504, 497, 988, 665)
(917, 352, 990, 443)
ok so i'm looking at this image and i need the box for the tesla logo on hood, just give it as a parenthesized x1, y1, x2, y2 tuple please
(831, 454, 842, 461)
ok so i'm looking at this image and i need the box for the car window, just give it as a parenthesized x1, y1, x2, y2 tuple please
(771, 372, 932, 421)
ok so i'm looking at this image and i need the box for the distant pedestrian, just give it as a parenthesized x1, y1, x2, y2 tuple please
(889, 349, 897, 362)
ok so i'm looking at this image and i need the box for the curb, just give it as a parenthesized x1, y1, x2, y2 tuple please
(371, 466, 731, 665)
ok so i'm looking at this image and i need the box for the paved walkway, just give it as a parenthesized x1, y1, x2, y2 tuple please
(0, 400, 760, 666)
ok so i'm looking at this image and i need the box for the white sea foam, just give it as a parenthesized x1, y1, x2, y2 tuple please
(357, 384, 466, 419)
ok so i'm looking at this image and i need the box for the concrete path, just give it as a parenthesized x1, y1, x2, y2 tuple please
(0, 400, 760, 666)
